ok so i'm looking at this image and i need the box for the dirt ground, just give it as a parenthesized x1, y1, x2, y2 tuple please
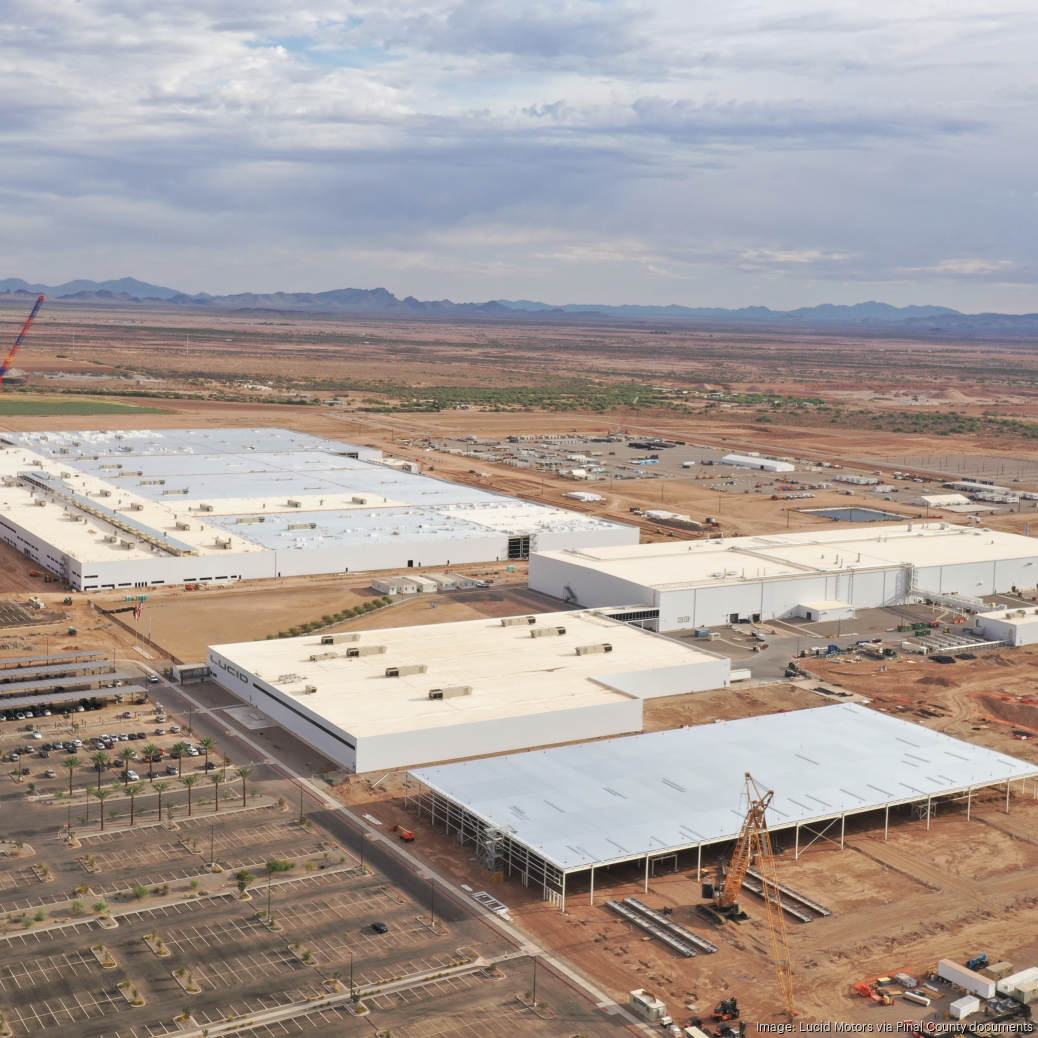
(335, 761, 1038, 1026)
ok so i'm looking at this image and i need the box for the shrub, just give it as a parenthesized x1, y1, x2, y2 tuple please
(132, 884, 148, 901)
(266, 858, 295, 873)
(361, 601, 375, 612)
(288, 627, 301, 636)
(322, 615, 334, 624)
(93, 901, 108, 914)
(70, 900, 84, 916)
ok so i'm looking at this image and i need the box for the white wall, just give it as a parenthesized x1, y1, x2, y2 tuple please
(208, 644, 643, 773)
(354, 697, 642, 773)
(975, 612, 1038, 646)
(528, 553, 656, 608)
(591, 656, 730, 697)
(208, 648, 359, 771)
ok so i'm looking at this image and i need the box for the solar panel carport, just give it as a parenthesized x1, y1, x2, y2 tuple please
(0, 672, 137, 696)
(408, 703, 1038, 910)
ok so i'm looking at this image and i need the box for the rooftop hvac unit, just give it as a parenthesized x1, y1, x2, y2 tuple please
(345, 645, 387, 657)
(215, 536, 231, 548)
(385, 663, 428, 677)
(35, 499, 46, 507)
(175, 521, 192, 530)
(237, 517, 259, 524)
(277, 672, 303, 683)
(199, 503, 214, 512)
(104, 534, 117, 543)
(129, 503, 143, 511)
(289, 523, 317, 531)
(287, 499, 303, 508)
(352, 496, 368, 504)
(60, 471, 71, 478)
(321, 633, 360, 645)
(429, 685, 472, 700)
(501, 616, 537, 627)
(98, 489, 111, 497)
(309, 651, 338, 662)
(576, 643, 613, 656)
(303, 685, 317, 694)
(531, 626, 566, 638)
(119, 539, 135, 550)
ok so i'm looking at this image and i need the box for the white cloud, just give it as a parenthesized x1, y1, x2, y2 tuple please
(0, 0, 1036, 308)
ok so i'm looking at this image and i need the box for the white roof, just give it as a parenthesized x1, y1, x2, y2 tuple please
(535, 523, 1038, 592)
(0, 429, 631, 564)
(798, 600, 852, 610)
(209, 610, 721, 740)
(977, 607, 1038, 627)
(910, 494, 971, 506)
(411, 703, 1037, 872)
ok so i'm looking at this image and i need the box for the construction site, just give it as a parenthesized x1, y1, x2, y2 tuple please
(1, 295, 1038, 1032)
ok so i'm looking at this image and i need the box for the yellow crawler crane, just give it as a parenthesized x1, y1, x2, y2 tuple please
(715, 772, 796, 1018)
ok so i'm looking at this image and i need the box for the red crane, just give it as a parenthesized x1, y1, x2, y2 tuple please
(1, 295, 45, 393)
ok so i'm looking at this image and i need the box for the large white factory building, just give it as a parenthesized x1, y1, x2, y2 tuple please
(529, 523, 1038, 631)
(0, 429, 636, 591)
(208, 610, 731, 773)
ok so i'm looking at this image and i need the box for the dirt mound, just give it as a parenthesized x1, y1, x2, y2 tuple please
(916, 675, 953, 687)
(973, 693, 1038, 731)
(933, 389, 969, 401)
(984, 654, 1019, 666)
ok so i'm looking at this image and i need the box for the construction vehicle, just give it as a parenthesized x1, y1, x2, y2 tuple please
(966, 953, 988, 972)
(388, 824, 415, 842)
(712, 998, 739, 1021)
(713, 774, 796, 1017)
(0, 295, 44, 395)
(854, 981, 894, 1006)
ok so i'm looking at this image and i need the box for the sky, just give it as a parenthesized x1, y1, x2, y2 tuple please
(2, 0, 1037, 310)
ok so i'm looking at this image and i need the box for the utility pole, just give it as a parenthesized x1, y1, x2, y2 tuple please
(430, 879, 435, 929)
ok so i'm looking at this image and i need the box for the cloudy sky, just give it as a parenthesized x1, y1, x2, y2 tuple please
(3, 0, 1036, 309)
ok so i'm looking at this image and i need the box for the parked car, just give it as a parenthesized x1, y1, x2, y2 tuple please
(136, 732, 146, 740)
(43, 769, 56, 778)
(204, 761, 217, 770)
(123, 770, 140, 782)
(370, 922, 389, 934)
(32, 732, 42, 739)
(155, 728, 166, 736)
(165, 763, 178, 775)
(170, 725, 181, 733)
(147, 675, 160, 685)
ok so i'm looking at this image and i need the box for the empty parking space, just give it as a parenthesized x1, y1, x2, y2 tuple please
(192, 949, 311, 990)
(160, 916, 269, 953)
(365, 971, 487, 1011)
(0, 950, 98, 991)
(91, 841, 188, 872)
(5, 985, 133, 1034)
(278, 889, 397, 928)
(392, 999, 532, 1038)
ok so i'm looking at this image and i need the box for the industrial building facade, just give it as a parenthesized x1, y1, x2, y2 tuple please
(207, 611, 731, 773)
(0, 429, 636, 590)
(530, 523, 1038, 631)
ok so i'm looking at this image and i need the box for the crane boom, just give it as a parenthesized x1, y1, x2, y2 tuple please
(1, 295, 45, 389)
(715, 773, 796, 1017)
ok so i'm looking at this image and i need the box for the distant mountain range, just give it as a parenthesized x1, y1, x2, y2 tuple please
(3, 279, 1038, 334)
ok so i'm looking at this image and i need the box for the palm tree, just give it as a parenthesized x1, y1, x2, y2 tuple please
(62, 755, 80, 797)
(181, 774, 198, 816)
(142, 744, 161, 781)
(89, 750, 110, 786)
(153, 780, 170, 822)
(125, 782, 146, 826)
(198, 736, 217, 770)
(209, 770, 226, 812)
(171, 741, 190, 777)
(118, 747, 137, 784)
(235, 766, 253, 807)
(90, 786, 114, 830)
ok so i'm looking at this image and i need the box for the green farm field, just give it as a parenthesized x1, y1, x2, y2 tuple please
(0, 394, 169, 415)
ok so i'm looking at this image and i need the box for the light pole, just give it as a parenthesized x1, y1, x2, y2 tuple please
(430, 880, 435, 929)
(267, 874, 272, 919)
(209, 822, 215, 867)
(349, 950, 354, 1000)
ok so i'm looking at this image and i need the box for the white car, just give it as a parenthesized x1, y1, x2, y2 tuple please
(31, 732, 42, 740)
(170, 725, 181, 733)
